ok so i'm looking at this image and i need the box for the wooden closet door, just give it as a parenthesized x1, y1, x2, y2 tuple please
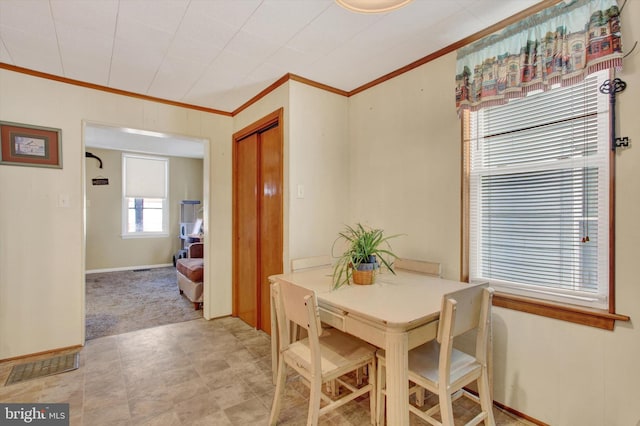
(232, 109, 283, 334)
(235, 133, 259, 328)
(258, 124, 283, 335)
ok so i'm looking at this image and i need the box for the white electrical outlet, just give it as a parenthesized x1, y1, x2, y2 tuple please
(297, 184, 305, 199)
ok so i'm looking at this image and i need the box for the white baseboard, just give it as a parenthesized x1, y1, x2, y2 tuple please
(86, 263, 174, 274)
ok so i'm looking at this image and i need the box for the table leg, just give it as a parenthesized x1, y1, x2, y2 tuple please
(385, 330, 409, 425)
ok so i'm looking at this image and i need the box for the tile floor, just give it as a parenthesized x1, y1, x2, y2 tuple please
(0, 317, 534, 425)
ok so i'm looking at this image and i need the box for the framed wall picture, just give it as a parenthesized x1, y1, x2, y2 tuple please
(0, 121, 62, 169)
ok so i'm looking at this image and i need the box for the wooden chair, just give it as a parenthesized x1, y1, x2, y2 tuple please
(288, 255, 332, 341)
(290, 255, 348, 396)
(269, 280, 377, 425)
(270, 256, 334, 384)
(376, 284, 495, 426)
(391, 258, 442, 403)
(394, 258, 442, 277)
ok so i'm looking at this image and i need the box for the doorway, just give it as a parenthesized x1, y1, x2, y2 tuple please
(83, 122, 209, 340)
(232, 109, 284, 335)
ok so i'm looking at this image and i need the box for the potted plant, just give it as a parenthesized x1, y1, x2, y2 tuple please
(331, 223, 402, 289)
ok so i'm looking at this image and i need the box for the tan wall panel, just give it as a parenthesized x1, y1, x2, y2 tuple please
(85, 148, 203, 271)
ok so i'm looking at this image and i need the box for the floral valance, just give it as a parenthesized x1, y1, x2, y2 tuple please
(455, 0, 623, 113)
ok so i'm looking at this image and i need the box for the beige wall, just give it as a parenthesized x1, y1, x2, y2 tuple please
(0, 69, 232, 358)
(201, 113, 233, 321)
(85, 147, 203, 271)
(232, 84, 291, 272)
(345, 3, 640, 425)
(348, 54, 461, 278)
(288, 81, 350, 261)
(231, 81, 351, 269)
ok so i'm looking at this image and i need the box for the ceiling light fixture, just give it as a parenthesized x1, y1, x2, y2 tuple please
(335, 0, 413, 14)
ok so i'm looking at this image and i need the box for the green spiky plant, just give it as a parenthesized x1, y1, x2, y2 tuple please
(331, 223, 402, 289)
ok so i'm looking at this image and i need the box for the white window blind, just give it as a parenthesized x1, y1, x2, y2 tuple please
(122, 153, 169, 237)
(123, 154, 168, 199)
(468, 70, 610, 309)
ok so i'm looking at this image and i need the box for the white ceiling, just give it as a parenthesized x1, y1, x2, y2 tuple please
(0, 0, 543, 114)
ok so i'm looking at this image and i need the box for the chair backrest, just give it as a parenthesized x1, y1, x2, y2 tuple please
(271, 280, 323, 349)
(437, 283, 490, 340)
(187, 242, 204, 258)
(436, 284, 493, 366)
(394, 258, 442, 277)
(290, 255, 332, 272)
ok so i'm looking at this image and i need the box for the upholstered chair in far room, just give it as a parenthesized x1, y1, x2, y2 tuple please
(376, 284, 495, 426)
(175, 242, 204, 310)
(269, 280, 377, 426)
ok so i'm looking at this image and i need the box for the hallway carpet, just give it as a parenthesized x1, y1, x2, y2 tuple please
(85, 266, 202, 340)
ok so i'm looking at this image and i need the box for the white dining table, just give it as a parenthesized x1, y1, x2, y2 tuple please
(269, 267, 483, 426)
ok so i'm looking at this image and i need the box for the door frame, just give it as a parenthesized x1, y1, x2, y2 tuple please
(232, 108, 284, 330)
(81, 121, 210, 341)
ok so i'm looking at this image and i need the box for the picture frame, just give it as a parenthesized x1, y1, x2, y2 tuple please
(0, 121, 62, 169)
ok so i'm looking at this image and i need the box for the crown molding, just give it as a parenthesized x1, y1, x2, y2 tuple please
(0, 0, 561, 118)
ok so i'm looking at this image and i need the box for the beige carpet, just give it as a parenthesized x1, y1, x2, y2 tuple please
(85, 266, 202, 340)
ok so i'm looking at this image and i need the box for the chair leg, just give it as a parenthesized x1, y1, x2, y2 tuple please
(478, 368, 496, 426)
(438, 390, 454, 426)
(415, 387, 425, 407)
(356, 365, 367, 385)
(326, 380, 339, 397)
(269, 359, 287, 425)
(376, 358, 385, 425)
(368, 359, 377, 425)
(307, 373, 322, 426)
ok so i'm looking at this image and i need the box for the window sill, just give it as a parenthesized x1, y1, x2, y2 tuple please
(121, 233, 169, 239)
(493, 292, 630, 330)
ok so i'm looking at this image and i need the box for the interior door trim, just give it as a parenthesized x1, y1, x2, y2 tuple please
(232, 108, 284, 327)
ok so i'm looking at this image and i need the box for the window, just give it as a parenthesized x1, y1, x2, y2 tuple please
(125, 198, 165, 233)
(465, 70, 611, 310)
(122, 153, 169, 237)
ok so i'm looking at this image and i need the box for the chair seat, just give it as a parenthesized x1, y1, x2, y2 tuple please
(176, 257, 204, 282)
(377, 344, 480, 387)
(407, 341, 481, 388)
(284, 328, 376, 380)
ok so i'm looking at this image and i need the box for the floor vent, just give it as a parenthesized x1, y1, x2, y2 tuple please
(4, 353, 79, 386)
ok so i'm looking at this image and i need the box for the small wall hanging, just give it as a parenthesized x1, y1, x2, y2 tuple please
(0, 121, 62, 169)
(91, 176, 109, 186)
